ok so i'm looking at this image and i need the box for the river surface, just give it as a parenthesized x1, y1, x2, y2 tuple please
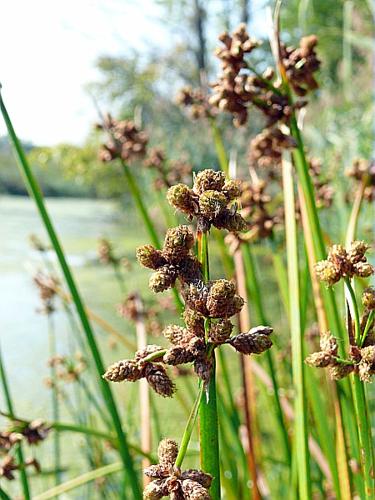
(0, 195, 148, 417)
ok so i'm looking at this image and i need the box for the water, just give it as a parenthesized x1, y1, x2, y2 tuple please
(0, 195, 148, 417)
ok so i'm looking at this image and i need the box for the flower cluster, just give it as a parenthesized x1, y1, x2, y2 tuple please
(248, 127, 296, 168)
(0, 456, 40, 481)
(117, 292, 165, 337)
(315, 241, 374, 286)
(33, 271, 59, 315)
(176, 87, 216, 121)
(346, 158, 375, 202)
(48, 353, 87, 383)
(167, 169, 247, 233)
(307, 272, 375, 382)
(98, 114, 148, 163)
(144, 147, 193, 191)
(306, 333, 375, 383)
(137, 225, 202, 293)
(103, 345, 175, 397)
(0, 418, 49, 481)
(280, 35, 320, 96)
(209, 24, 260, 127)
(143, 439, 212, 500)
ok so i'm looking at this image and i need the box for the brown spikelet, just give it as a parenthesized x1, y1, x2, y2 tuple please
(181, 479, 211, 499)
(144, 364, 175, 397)
(158, 438, 179, 466)
(103, 359, 141, 382)
(181, 470, 212, 488)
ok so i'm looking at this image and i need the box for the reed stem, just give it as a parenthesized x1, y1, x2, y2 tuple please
(197, 231, 221, 499)
(282, 157, 311, 499)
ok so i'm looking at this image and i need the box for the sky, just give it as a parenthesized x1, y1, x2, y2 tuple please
(0, 0, 267, 146)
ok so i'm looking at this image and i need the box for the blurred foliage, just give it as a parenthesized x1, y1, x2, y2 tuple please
(0, 0, 373, 198)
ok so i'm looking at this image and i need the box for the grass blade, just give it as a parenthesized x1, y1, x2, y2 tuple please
(282, 156, 311, 499)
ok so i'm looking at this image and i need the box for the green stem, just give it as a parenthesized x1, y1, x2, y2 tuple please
(47, 315, 62, 487)
(350, 376, 375, 499)
(0, 346, 31, 500)
(0, 89, 141, 498)
(0, 489, 11, 500)
(175, 383, 205, 468)
(344, 278, 361, 344)
(361, 311, 375, 346)
(121, 160, 160, 248)
(197, 231, 221, 499)
(241, 243, 291, 466)
(208, 117, 229, 175)
(282, 158, 311, 499)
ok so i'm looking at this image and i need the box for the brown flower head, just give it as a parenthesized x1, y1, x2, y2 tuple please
(228, 325, 273, 355)
(167, 170, 247, 233)
(248, 127, 296, 168)
(315, 241, 374, 286)
(143, 438, 212, 499)
(346, 158, 375, 202)
(176, 87, 216, 121)
(281, 35, 321, 96)
(137, 226, 202, 293)
(103, 345, 175, 397)
(97, 238, 118, 265)
(98, 114, 148, 163)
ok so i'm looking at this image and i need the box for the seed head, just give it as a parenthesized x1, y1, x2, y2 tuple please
(137, 245, 167, 270)
(315, 260, 341, 286)
(193, 170, 225, 194)
(163, 226, 195, 261)
(229, 332, 272, 355)
(305, 351, 333, 368)
(167, 184, 197, 216)
(183, 308, 205, 338)
(181, 470, 212, 489)
(103, 359, 141, 382)
(149, 267, 177, 293)
(181, 479, 211, 500)
(163, 346, 195, 365)
(158, 438, 179, 466)
(144, 364, 175, 397)
(347, 241, 369, 264)
(143, 480, 167, 500)
(361, 346, 375, 364)
(320, 333, 338, 356)
(354, 261, 374, 278)
(209, 320, 233, 344)
(199, 190, 228, 217)
(223, 180, 241, 201)
(362, 287, 375, 310)
(163, 325, 189, 345)
(329, 364, 354, 380)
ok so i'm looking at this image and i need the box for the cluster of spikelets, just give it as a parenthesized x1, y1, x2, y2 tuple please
(315, 241, 374, 287)
(306, 242, 375, 382)
(0, 419, 49, 480)
(346, 158, 375, 202)
(143, 439, 212, 500)
(306, 287, 375, 382)
(33, 271, 59, 315)
(137, 225, 202, 293)
(104, 223, 273, 392)
(167, 169, 247, 233)
(98, 113, 148, 163)
(176, 87, 216, 121)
